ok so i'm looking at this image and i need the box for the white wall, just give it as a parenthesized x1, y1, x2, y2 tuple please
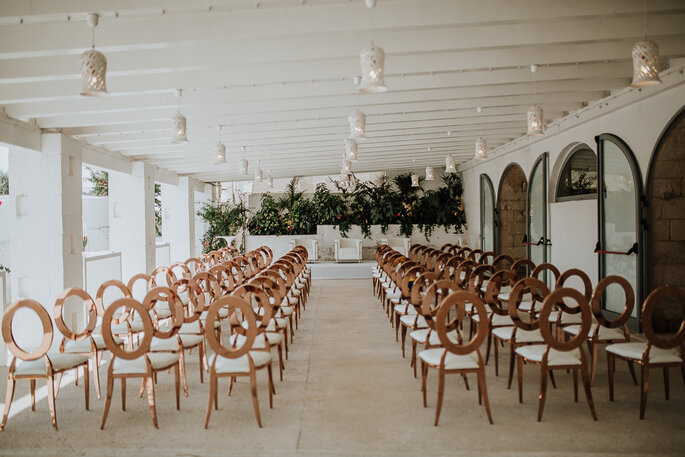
(459, 68, 685, 287)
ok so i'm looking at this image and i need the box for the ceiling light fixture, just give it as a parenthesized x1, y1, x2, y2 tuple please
(411, 158, 419, 187)
(171, 89, 188, 143)
(359, 43, 387, 93)
(267, 170, 274, 188)
(527, 65, 543, 136)
(631, 0, 662, 86)
(239, 146, 248, 175)
(474, 137, 488, 159)
(80, 13, 108, 96)
(348, 109, 367, 139)
(346, 138, 358, 161)
(445, 156, 457, 173)
(215, 125, 226, 164)
(425, 166, 434, 181)
(255, 160, 263, 183)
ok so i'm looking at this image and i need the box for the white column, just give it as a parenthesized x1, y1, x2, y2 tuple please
(109, 162, 156, 280)
(161, 177, 194, 262)
(194, 183, 213, 256)
(7, 134, 83, 349)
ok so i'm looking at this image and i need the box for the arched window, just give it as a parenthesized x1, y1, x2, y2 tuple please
(555, 146, 597, 200)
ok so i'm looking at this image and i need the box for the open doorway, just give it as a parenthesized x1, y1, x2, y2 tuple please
(497, 164, 527, 259)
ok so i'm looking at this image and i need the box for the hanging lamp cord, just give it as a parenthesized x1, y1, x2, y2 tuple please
(643, 0, 647, 40)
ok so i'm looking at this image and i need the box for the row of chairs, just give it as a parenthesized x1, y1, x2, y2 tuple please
(373, 243, 684, 424)
(1, 245, 312, 430)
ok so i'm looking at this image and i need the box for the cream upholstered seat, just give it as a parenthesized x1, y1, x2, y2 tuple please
(213, 351, 273, 374)
(334, 238, 362, 263)
(15, 353, 89, 376)
(62, 334, 123, 352)
(515, 345, 582, 367)
(492, 327, 543, 344)
(565, 324, 625, 341)
(418, 348, 480, 370)
(112, 353, 179, 375)
(606, 342, 682, 364)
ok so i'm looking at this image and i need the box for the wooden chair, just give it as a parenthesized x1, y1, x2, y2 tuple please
(419, 291, 493, 425)
(514, 287, 597, 421)
(100, 297, 183, 429)
(605, 285, 685, 419)
(1, 299, 90, 431)
(204, 296, 275, 428)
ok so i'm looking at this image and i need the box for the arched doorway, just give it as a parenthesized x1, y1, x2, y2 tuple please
(528, 154, 548, 266)
(497, 164, 527, 259)
(480, 174, 495, 252)
(646, 107, 685, 333)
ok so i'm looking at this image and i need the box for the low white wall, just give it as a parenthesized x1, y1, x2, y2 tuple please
(246, 234, 318, 260)
(83, 195, 109, 252)
(0, 196, 10, 269)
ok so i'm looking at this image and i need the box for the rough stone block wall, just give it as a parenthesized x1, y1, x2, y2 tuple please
(498, 166, 527, 260)
(649, 110, 685, 332)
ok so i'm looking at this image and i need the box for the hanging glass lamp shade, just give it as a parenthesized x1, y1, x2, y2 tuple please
(348, 109, 367, 139)
(267, 174, 274, 188)
(474, 137, 488, 159)
(445, 156, 456, 173)
(215, 142, 226, 164)
(411, 173, 419, 187)
(425, 166, 435, 181)
(255, 167, 263, 183)
(527, 105, 544, 136)
(172, 113, 188, 143)
(342, 159, 352, 174)
(346, 139, 358, 161)
(359, 42, 388, 93)
(80, 48, 108, 96)
(239, 158, 248, 175)
(631, 40, 662, 87)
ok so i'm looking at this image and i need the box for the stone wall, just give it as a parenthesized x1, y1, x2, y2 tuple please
(498, 165, 527, 260)
(649, 109, 685, 332)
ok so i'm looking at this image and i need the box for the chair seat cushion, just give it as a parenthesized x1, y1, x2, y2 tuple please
(211, 351, 272, 374)
(400, 314, 427, 328)
(515, 345, 581, 366)
(410, 329, 459, 346)
(113, 353, 179, 375)
(179, 321, 202, 334)
(492, 327, 543, 343)
(472, 313, 512, 327)
(605, 342, 683, 364)
(180, 334, 204, 348)
(386, 290, 402, 300)
(15, 353, 88, 375)
(150, 336, 180, 351)
(63, 335, 123, 352)
(564, 324, 625, 342)
(393, 303, 414, 315)
(548, 311, 583, 325)
(418, 348, 480, 370)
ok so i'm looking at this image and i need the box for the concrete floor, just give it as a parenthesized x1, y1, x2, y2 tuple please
(0, 279, 684, 456)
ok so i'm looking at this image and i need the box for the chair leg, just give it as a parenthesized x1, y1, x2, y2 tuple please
(84, 363, 90, 411)
(277, 345, 284, 382)
(198, 345, 205, 383)
(494, 338, 499, 376)
(478, 366, 494, 425)
(517, 355, 523, 403)
(267, 364, 274, 409)
(100, 374, 114, 429)
(249, 371, 262, 428)
(421, 362, 428, 407)
(204, 373, 215, 428)
(0, 378, 16, 431)
(507, 346, 515, 389)
(485, 331, 492, 365)
(93, 351, 102, 399)
(174, 364, 180, 410)
(30, 379, 36, 411)
(54, 372, 63, 397)
(628, 360, 638, 385)
(179, 352, 189, 397)
(548, 370, 557, 389)
(537, 367, 548, 422)
(411, 341, 418, 378)
(591, 341, 599, 385)
(434, 371, 445, 426)
(146, 376, 159, 428)
(47, 373, 58, 430)
(608, 353, 615, 401)
(663, 367, 670, 400)
(581, 354, 598, 420)
(401, 326, 407, 358)
(640, 365, 649, 419)
(122, 378, 127, 410)
(573, 369, 579, 402)
(214, 375, 219, 410)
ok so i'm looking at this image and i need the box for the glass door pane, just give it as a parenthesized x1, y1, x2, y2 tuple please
(598, 135, 642, 325)
(528, 155, 547, 267)
(480, 175, 495, 252)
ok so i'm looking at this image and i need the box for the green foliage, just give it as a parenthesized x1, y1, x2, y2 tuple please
(289, 198, 316, 235)
(0, 265, 10, 274)
(311, 183, 345, 225)
(85, 168, 108, 196)
(197, 200, 250, 253)
(0, 170, 9, 195)
(154, 183, 162, 237)
(249, 194, 284, 235)
(276, 177, 304, 214)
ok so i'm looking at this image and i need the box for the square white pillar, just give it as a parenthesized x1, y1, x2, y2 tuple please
(161, 177, 195, 262)
(109, 162, 156, 280)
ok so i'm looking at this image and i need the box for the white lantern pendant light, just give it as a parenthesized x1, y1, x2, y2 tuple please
(215, 126, 226, 164)
(411, 173, 420, 187)
(348, 109, 367, 139)
(255, 161, 263, 183)
(631, 0, 662, 87)
(80, 14, 108, 96)
(474, 137, 488, 159)
(346, 139, 358, 161)
(172, 89, 189, 143)
(527, 65, 544, 136)
(239, 146, 248, 175)
(342, 158, 352, 174)
(267, 170, 274, 189)
(359, 42, 387, 93)
(445, 156, 457, 173)
(425, 166, 434, 181)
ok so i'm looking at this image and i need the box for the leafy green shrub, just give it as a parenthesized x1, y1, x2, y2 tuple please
(249, 194, 284, 235)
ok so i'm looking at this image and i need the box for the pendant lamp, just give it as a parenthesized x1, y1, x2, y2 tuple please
(80, 14, 108, 96)
(348, 109, 367, 139)
(474, 137, 488, 159)
(215, 126, 226, 164)
(346, 139, 358, 161)
(172, 89, 188, 143)
(445, 156, 456, 173)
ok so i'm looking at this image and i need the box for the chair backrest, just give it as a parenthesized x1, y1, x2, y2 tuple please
(233, 284, 274, 329)
(54, 288, 97, 343)
(485, 270, 519, 316)
(142, 287, 184, 337)
(539, 288, 592, 352)
(101, 298, 153, 360)
(151, 265, 177, 288)
(468, 264, 496, 298)
(419, 279, 461, 330)
(2, 299, 53, 362)
(127, 273, 154, 302)
(531, 262, 560, 287)
(193, 271, 222, 306)
(511, 258, 536, 280)
(508, 277, 550, 331)
(204, 296, 258, 360)
(96, 279, 132, 320)
(339, 238, 359, 249)
(641, 285, 685, 350)
(170, 278, 205, 324)
(169, 262, 192, 281)
(492, 254, 514, 271)
(184, 257, 205, 276)
(436, 291, 488, 356)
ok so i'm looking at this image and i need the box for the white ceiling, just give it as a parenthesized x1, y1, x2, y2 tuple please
(1, 0, 684, 183)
